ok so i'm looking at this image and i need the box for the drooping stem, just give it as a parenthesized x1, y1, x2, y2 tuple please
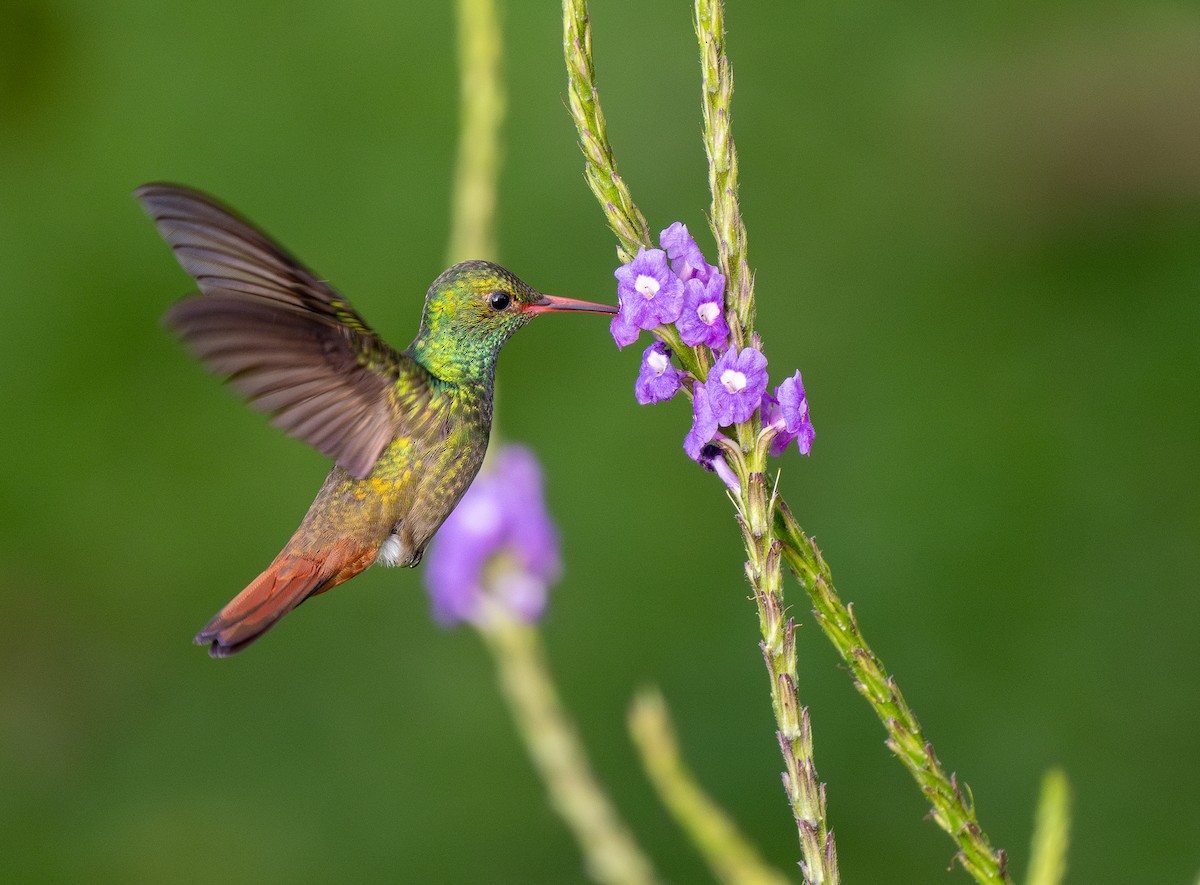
(478, 610, 662, 885)
(775, 502, 1014, 884)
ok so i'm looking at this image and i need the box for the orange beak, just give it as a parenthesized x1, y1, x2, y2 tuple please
(526, 293, 619, 316)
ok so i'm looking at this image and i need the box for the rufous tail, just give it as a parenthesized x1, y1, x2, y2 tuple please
(195, 538, 377, 657)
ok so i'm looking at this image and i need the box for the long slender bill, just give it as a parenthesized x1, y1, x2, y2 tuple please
(527, 293, 618, 315)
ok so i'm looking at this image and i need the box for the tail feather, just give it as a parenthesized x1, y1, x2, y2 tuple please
(195, 538, 376, 657)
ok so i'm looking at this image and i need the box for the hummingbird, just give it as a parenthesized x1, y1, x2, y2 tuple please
(136, 183, 616, 657)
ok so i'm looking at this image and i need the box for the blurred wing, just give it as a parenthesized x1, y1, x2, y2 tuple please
(137, 183, 428, 479)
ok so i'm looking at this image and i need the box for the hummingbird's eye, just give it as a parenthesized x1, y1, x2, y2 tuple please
(488, 291, 512, 311)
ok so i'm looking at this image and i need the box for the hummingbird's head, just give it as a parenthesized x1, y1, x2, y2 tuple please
(410, 260, 616, 383)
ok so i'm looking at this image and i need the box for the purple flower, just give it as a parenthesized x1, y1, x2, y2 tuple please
(684, 382, 719, 461)
(635, 342, 682, 404)
(423, 445, 561, 626)
(660, 223, 718, 283)
(609, 311, 641, 349)
(684, 384, 741, 492)
(706, 346, 768, 425)
(677, 274, 730, 349)
(760, 393, 790, 457)
(612, 248, 683, 347)
(762, 373, 815, 456)
(777, 371, 815, 455)
(696, 443, 741, 493)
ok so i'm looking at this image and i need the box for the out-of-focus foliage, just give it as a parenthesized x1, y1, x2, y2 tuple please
(1, 1, 1197, 882)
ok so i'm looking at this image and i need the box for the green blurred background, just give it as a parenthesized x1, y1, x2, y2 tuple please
(2, 0, 1198, 882)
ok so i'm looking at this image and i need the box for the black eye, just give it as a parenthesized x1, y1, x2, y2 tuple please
(488, 291, 512, 311)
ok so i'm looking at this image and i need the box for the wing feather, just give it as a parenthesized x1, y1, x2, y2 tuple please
(138, 183, 435, 479)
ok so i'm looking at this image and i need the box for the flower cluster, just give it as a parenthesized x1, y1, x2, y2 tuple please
(423, 445, 561, 627)
(612, 224, 815, 485)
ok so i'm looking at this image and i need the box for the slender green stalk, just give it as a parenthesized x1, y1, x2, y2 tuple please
(448, 0, 505, 263)
(561, 1, 706, 382)
(628, 689, 792, 885)
(692, 8, 835, 872)
(564, 1, 836, 879)
(733, 471, 838, 885)
(477, 609, 662, 885)
(1026, 769, 1071, 885)
(561, 1, 1015, 882)
(451, 6, 658, 883)
(774, 503, 1014, 884)
(562, 1, 651, 263)
(694, 0, 754, 350)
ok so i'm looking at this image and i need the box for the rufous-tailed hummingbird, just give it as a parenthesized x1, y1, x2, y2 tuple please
(137, 184, 615, 657)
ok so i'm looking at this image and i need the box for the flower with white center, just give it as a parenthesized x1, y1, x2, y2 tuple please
(635, 275, 660, 300)
(677, 274, 730, 349)
(720, 369, 747, 393)
(635, 342, 682, 405)
(706, 346, 768, 425)
(611, 247, 684, 348)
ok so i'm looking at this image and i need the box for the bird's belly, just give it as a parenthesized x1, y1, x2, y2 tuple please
(376, 533, 406, 567)
(395, 444, 487, 559)
(294, 416, 489, 569)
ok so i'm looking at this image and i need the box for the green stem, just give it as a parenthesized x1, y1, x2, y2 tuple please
(562, 0, 652, 262)
(695, 3, 835, 880)
(452, 6, 658, 882)
(564, 1, 836, 879)
(448, 0, 505, 263)
(1026, 768, 1071, 885)
(628, 689, 792, 885)
(734, 470, 838, 885)
(694, 0, 754, 352)
(477, 610, 662, 885)
(774, 502, 1014, 885)
(561, 1, 1015, 882)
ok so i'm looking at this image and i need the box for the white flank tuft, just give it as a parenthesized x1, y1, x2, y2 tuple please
(377, 534, 404, 567)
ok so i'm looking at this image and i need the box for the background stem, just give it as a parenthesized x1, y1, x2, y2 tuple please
(448, 0, 505, 263)
(478, 612, 662, 885)
(628, 689, 792, 885)
(775, 502, 1014, 884)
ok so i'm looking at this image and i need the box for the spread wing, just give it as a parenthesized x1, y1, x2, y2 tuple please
(137, 182, 431, 480)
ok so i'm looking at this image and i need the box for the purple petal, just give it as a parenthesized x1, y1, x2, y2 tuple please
(677, 274, 730, 349)
(493, 446, 561, 581)
(691, 441, 740, 492)
(610, 311, 641, 349)
(423, 480, 503, 624)
(709, 453, 741, 493)
(614, 247, 683, 330)
(760, 391, 796, 457)
(684, 383, 719, 461)
(777, 371, 815, 455)
(491, 570, 549, 623)
(423, 444, 561, 626)
(635, 342, 682, 404)
(660, 222, 717, 283)
(706, 346, 769, 425)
